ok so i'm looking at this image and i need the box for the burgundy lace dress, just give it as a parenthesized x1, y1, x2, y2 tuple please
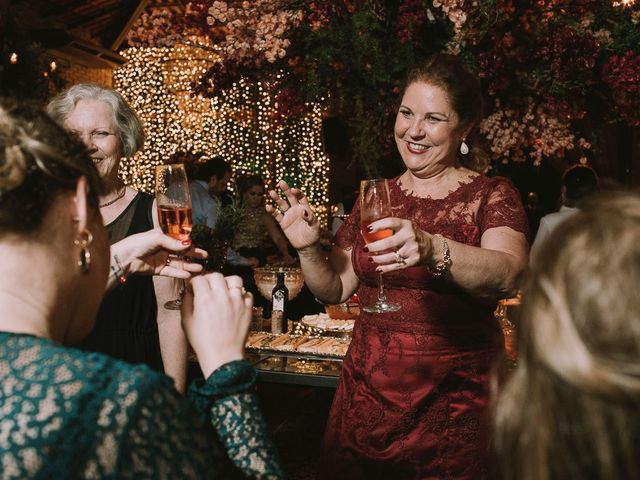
(324, 175, 528, 479)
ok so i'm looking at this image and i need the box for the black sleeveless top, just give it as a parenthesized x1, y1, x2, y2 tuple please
(82, 192, 164, 371)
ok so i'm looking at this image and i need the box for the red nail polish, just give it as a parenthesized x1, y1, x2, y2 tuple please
(366, 226, 373, 233)
(181, 239, 192, 246)
(368, 257, 373, 262)
(363, 246, 369, 252)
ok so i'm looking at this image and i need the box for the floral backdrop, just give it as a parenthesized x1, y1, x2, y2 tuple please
(127, 0, 640, 176)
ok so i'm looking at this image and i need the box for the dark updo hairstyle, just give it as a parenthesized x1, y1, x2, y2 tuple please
(401, 53, 486, 170)
(0, 99, 104, 234)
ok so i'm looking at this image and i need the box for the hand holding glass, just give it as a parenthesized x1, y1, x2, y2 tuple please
(155, 163, 193, 309)
(360, 179, 401, 313)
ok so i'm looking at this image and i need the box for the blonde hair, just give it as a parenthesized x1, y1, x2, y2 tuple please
(493, 191, 640, 480)
(46, 83, 144, 157)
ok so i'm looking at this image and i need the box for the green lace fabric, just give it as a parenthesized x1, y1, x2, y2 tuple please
(0, 332, 283, 479)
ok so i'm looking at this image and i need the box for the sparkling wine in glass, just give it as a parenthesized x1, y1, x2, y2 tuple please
(155, 163, 192, 310)
(360, 179, 401, 313)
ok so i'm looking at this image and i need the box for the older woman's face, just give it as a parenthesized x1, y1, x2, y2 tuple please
(394, 81, 465, 177)
(64, 99, 122, 181)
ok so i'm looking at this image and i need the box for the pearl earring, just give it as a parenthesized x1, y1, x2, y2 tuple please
(460, 140, 469, 155)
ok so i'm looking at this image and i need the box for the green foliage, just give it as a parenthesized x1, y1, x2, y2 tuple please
(190, 198, 246, 271)
(213, 197, 246, 241)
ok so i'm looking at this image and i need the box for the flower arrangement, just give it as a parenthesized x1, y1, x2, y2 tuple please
(128, 0, 640, 172)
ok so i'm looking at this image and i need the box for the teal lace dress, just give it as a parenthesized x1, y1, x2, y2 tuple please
(0, 332, 284, 479)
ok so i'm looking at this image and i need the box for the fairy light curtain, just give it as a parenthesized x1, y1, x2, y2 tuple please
(113, 42, 330, 221)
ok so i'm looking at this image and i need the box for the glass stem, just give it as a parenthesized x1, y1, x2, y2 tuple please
(377, 271, 387, 302)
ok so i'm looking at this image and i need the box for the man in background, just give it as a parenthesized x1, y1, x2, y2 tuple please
(188, 156, 232, 228)
(530, 164, 599, 262)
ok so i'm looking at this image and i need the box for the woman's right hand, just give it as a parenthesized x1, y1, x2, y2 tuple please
(267, 180, 321, 250)
(181, 274, 252, 378)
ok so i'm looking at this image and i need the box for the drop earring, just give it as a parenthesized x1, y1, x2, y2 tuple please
(75, 230, 93, 273)
(460, 139, 469, 155)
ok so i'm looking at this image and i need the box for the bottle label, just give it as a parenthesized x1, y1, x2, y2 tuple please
(273, 291, 285, 312)
(271, 310, 284, 334)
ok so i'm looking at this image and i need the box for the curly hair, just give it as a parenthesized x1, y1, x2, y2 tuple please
(0, 99, 104, 233)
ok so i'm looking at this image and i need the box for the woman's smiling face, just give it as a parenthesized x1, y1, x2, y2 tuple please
(64, 98, 122, 182)
(394, 81, 466, 177)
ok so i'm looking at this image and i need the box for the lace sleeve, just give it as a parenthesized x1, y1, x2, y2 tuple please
(334, 200, 360, 250)
(118, 374, 240, 479)
(189, 360, 284, 479)
(481, 177, 529, 239)
(119, 361, 283, 479)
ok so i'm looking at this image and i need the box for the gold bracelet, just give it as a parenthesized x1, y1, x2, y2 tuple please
(431, 234, 451, 277)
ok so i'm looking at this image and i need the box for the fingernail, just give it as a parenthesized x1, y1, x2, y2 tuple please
(181, 239, 192, 246)
(366, 226, 373, 233)
(368, 257, 373, 262)
(363, 246, 368, 252)
(376, 267, 382, 273)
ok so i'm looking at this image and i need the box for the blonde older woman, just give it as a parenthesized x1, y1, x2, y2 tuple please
(47, 84, 188, 391)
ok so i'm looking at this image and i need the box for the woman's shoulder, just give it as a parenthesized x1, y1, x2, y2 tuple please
(458, 172, 520, 198)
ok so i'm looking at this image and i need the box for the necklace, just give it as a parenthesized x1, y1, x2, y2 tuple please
(99, 187, 126, 208)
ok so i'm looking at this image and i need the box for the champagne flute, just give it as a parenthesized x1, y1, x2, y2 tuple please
(155, 163, 193, 310)
(360, 179, 401, 313)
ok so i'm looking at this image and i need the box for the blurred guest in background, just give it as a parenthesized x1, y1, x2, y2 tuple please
(47, 84, 187, 391)
(234, 174, 295, 267)
(185, 155, 229, 229)
(530, 163, 599, 262)
(0, 100, 283, 478)
(493, 190, 640, 480)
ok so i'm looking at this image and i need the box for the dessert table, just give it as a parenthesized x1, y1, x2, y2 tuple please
(244, 317, 354, 388)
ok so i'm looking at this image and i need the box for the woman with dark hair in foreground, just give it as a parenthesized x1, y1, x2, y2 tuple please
(0, 100, 283, 479)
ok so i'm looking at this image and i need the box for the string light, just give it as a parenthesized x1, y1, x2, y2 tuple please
(10, 53, 17, 64)
(114, 42, 330, 225)
(613, 0, 636, 5)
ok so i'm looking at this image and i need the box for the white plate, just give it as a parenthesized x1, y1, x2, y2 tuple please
(301, 313, 355, 332)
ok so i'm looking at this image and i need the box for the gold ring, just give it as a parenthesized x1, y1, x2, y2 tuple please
(394, 251, 406, 265)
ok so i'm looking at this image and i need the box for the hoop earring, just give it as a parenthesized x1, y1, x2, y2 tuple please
(460, 139, 469, 155)
(74, 230, 93, 273)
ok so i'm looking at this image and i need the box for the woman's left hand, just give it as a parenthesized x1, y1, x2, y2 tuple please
(112, 229, 208, 278)
(363, 217, 434, 273)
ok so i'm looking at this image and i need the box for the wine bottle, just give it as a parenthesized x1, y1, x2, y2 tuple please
(271, 270, 289, 334)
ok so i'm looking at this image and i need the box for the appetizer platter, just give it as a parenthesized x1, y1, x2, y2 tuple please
(245, 331, 351, 359)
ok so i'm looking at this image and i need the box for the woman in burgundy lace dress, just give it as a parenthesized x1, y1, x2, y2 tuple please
(268, 54, 529, 479)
